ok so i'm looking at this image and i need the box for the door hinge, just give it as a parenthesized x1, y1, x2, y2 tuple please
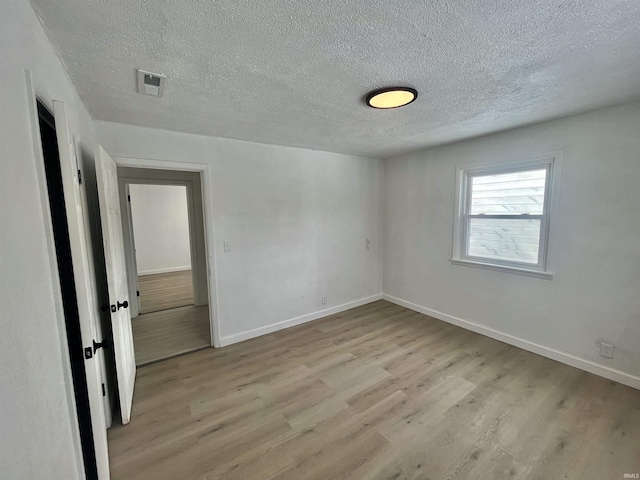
(127, 194, 131, 202)
(77, 169, 82, 184)
(137, 290, 140, 297)
(102, 383, 106, 397)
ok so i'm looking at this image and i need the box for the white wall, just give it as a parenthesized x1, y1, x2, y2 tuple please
(95, 121, 384, 344)
(0, 0, 95, 478)
(129, 184, 192, 275)
(383, 101, 640, 388)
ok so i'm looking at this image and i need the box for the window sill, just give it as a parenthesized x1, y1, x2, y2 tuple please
(449, 258, 554, 280)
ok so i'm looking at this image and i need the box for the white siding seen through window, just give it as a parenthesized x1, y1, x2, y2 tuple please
(452, 154, 558, 277)
(467, 169, 546, 264)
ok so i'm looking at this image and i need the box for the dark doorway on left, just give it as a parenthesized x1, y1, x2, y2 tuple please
(37, 100, 98, 480)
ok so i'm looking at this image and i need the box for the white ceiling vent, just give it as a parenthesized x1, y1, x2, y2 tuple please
(137, 69, 166, 97)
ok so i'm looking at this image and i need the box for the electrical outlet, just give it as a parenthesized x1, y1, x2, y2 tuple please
(600, 342, 614, 359)
(322, 296, 327, 305)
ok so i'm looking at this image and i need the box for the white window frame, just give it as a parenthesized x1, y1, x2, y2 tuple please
(451, 151, 562, 279)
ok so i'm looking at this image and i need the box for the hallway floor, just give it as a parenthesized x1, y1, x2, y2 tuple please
(132, 305, 210, 366)
(133, 270, 210, 366)
(138, 270, 194, 314)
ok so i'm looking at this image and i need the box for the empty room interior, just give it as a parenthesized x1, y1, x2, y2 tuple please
(2, 0, 640, 479)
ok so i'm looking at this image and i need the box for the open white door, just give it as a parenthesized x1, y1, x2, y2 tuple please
(95, 145, 137, 425)
(53, 101, 110, 478)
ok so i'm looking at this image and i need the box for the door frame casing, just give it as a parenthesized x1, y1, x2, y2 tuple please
(25, 70, 84, 476)
(25, 70, 108, 479)
(113, 156, 221, 348)
(53, 101, 112, 477)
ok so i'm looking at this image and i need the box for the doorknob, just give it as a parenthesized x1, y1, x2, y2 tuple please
(93, 339, 110, 353)
(106, 300, 129, 312)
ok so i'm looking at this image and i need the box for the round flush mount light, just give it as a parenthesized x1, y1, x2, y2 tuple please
(366, 87, 418, 109)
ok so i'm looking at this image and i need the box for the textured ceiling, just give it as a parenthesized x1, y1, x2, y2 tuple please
(32, 0, 640, 158)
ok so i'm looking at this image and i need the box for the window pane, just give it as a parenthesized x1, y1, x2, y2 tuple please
(470, 169, 546, 215)
(467, 218, 540, 264)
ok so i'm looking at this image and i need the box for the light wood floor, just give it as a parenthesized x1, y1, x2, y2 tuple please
(132, 305, 211, 366)
(138, 270, 194, 314)
(109, 300, 640, 480)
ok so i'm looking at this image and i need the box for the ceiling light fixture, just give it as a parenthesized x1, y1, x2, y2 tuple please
(366, 87, 418, 109)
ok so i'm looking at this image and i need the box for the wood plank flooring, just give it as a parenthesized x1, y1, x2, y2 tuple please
(138, 270, 194, 314)
(108, 300, 640, 480)
(132, 305, 211, 366)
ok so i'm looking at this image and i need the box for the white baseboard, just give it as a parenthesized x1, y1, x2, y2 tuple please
(138, 266, 191, 276)
(382, 294, 640, 391)
(220, 294, 383, 347)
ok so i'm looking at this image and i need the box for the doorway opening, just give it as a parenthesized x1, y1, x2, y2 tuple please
(131, 184, 195, 313)
(119, 170, 211, 366)
(36, 99, 98, 479)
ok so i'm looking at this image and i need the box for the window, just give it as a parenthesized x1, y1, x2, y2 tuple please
(451, 153, 560, 278)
